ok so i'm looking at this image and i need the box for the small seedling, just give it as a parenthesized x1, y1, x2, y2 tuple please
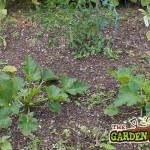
(11, 31, 19, 38)
(62, 129, 71, 138)
(78, 125, 89, 135)
(126, 50, 134, 57)
(35, 31, 43, 37)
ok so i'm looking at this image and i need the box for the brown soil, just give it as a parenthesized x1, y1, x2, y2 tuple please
(0, 5, 150, 150)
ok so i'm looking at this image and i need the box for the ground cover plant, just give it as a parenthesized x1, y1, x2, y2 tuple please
(0, 0, 150, 149)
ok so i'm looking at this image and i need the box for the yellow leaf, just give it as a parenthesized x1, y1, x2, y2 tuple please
(146, 31, 150, 41)
(2, 65, 17, 72)
(32, 0, 40, 5)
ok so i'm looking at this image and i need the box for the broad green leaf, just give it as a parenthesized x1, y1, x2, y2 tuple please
(141, 0, 150, 6)
(130, 0, 137, 3)
(60, 75, 89, 95)
(18, 112, 38, 136)
(0, 0, 6, 10)
(107, 67, 134, 84)
(114, 82, 145, 107)
(146, 31, 150, 41)
(46, 85, 69, 101)
(0, 107, 12, 128)
(0, 136, 10, 141)
(48, 100, 61, 113)
(104, 104, 119, 116)
(12, 77, 24, 92)
(131, 74, 145, 87)
(0, 79, 14, 106)
(2, 65, 17, 73)
(0, 72, 10, 80)
(145, 102, 150, 117)
(90, 0, 96, 3)
(40, 67, 58, 82)
(0, 136, 12, 150)
(0, 9, 7, 21)
(143, 81, 150, 94)
(100, 142, 115, 150)
(22, 55, 41, 82)
(9, 102, 20, 115)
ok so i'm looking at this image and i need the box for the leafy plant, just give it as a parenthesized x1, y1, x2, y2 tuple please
(104, 67, 150, 117)
(11, 31, 19, 38)
(0, 136, 12, 150)
(28, 0, 119, 59)
(20, 135, 44, 150)
(0, 55, 89, 136)
(0, 0, 7, 22)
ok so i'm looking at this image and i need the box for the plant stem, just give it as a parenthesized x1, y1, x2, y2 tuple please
(121, 110, 140, 115)
(96, 0, 100, 35)
(38, 80, 44, 89)
(27, 107, 30, 122)
(31, 98, 48, 105)
(31, 106, 48, 108)
(17, 100, 24, 106)
(140, 109, 143, 117)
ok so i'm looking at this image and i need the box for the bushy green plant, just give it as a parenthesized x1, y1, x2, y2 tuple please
(104, 67, 150, 117)
(0, 55, 89, 136)
(0, 0, 7, 22)
(29, 1, 117, 58)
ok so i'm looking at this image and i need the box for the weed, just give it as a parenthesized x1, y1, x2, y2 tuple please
(35, 31, 43, 37)
(126, 50, 135, 57)
(77, 125, 89, 135)
(62, 129, 72, 138)
(138, 142, 150, 150)
(11, 31, 19, 38)
(87, 84, 115, 110)
(20, 135, 44, 150)
(90, 128, 115, 150)
(141, 54, 150, 61)
(29, 1, 120, 59)
(27, 38, 37, 47)
(3, 16, 17, 25)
